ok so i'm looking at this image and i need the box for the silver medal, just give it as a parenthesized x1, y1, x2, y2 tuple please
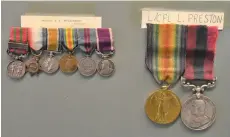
(39, 56, 59, 74)
(97, 59, 115, 77)
(7, 60, 26, 79)
(78, 57, 97, 77)
(181, 94, 216, 131)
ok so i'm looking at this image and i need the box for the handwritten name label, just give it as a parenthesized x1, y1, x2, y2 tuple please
(21, 15, 101, 28)
(141, 9, 224, 30)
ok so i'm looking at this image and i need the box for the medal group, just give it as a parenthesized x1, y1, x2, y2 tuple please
(144, 24, 219, 131)
(7, 27, 115, 79)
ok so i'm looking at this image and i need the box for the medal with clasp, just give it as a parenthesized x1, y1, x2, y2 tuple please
(59, 28, 78, 74)
(39, 28, 61, 74)
(26, 28, 45, 76)
(77, 28, 97, 77)
(180, 25, 218, 131)
(95, 28, 115, 77)
(7, 27, 30, 79)
(144, 24, 187, 124)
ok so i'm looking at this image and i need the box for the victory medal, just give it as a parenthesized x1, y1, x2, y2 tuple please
(59, 28, 78, 74)
(144, 24, 187, 124)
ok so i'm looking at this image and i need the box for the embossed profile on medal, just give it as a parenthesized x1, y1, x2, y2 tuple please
(182, 97, 216, 130)
(98, 60, 115, 76)
(146, 90, 181, 124)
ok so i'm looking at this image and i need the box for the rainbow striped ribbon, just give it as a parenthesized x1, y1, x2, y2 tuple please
(145, 24, 187, 85)
(59, 28, 78, 52)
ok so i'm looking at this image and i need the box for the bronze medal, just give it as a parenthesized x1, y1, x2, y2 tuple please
(145, 87, 181, 124)
(59, 54, 78, 73)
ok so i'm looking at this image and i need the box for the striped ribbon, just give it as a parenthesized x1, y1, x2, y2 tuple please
(28, 28, 46, 52)
(8, 27, 29, 55)
(96, 28, 115, 54)
(59, 28, 78, 52)
(146, 24, 187, 85)
(45, 28, 61, 52)
(77, 28, 96, 55)
(184, 25, 218, 81)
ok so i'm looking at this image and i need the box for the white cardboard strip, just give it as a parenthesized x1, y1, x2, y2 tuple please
(141, 9, 224, 30)
(21, 15, 102, 28)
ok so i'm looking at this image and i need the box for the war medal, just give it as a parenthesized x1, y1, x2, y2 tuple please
(59, 28, 78, 74)
(7, 27, 30, 79)
(26, 28, 45, 75)
(77, 28, 97, 77)
(39, 28, 60, 74)
(96, 28, 115, 77)
(144, 24, 187, 124)
(181, 25, 218, 131)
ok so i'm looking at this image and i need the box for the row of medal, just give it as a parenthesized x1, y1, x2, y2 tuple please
(144, 24, 218, 131)
(7, 27, 115, 79)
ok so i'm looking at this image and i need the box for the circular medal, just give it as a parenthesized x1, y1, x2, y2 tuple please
(78, 57, 97, 77)
(39, 56, 59, 74)
(145, 89, 181, 124)
(7, 60, 26, 79)
(97, 59, 115, 77)
(181, 94, 216, 130)
(59, 54, 78, 73)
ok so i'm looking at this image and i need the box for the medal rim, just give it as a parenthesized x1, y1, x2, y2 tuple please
(59, 54, 78, 74)
(78, 57, 97, 77)
(26, 61, 40, 74)
(181, 94, 216, 131)
(39, 56, 59, 74)
(97, 59, 115, 77)
(7, 60, 26, 79)
(144, 89, 181, 124)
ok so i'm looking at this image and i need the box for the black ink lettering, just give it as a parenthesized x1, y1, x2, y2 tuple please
(177, 14, 182, 22)
(216, 15, 223, 23)
(199, 14, 203, 23)
(211, 14, 215, 23)
(204, 14, 209, 23)
(188, 14, 193, 22)
(163, 14, 168, 23)
(194, 14, 198, 23)
(154, 13, 161, 22)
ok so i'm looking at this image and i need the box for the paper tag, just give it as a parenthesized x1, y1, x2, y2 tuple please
(21, 15, 102, 28)
(141, 9, 224, 30)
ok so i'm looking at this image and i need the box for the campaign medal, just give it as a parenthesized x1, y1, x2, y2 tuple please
(39, 28, 60, 74)
(77, 28, 97, 77)
(96, 28, 115, 77)
(144, 24, 187, 124)
(59, 28, 78, 74)
(181, 25, 218, 131)
(25, 28, 45, 76)
(7, 27, 29, 79)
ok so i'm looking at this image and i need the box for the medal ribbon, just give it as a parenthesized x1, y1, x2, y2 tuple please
(78, 28, 96, 55)
(45, 28, 61, 52)
(28, 28, 46, 52)
(59, 28, 78, 52)
(146, 24, 187, 85)
(96, 28, 115, 54)
(8, 27, 29, 55)
(184, 25, 218, 81)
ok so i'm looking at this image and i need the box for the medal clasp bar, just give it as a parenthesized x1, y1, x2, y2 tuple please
(7, 42, 29, 60)
(181, 77, 217, 96)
